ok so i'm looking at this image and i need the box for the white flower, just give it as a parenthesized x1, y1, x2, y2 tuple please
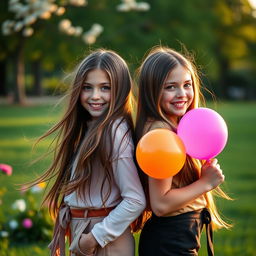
(55, 7, 65, 16)
(69, 0, 87, 7)
(9, 2, 23, 13)
(9, 0, 19, 5)
(24, 15, 37, 26)
(135, 2, 150, 11)
(23, 27, 34, 37)
(0, 231, 9, 238)
(91, 23, 103, 36)
(2, 20, 15, 29)
(82, 33, 96, 44)
(15, 5, 29, 19)
(2, 28, 12, 35)
(123, 0, 136, 5)
(117, 0, 150, 12)
(117, 3, 131, 12)
(31, 1, 44, 11)
(66, 26, 76, 35)
(59, 19, 72, 32)
(74, 26, 83, 36)
(40, 11, 51, 19)
(2, 20, 14, 35)
(9, 220, 18, 229)
(49, 4, 58, 13)
(12, 199, 26, 212)
(14, 21, 24, 32)
(82, 23, 103, 44)
(25, 0, 38, 3)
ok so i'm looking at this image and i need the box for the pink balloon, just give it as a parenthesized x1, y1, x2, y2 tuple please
(177, 108, 228, 160)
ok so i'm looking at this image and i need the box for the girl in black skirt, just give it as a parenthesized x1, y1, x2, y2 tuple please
(134, 46, 232, 256)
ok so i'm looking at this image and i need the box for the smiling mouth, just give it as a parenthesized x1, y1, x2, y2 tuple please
(172, 101, 186, 108)
(88, 103, 105, 110)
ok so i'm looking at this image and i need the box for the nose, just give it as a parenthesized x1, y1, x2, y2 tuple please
(91, 88, 100, 100)
(176, 87, 186, 97)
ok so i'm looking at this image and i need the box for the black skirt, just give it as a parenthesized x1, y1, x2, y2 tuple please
(139, 208, 213, 256)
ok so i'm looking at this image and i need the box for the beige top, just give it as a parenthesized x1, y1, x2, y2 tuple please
(64, 119, 146, 247)
(144, 120, 207, 217)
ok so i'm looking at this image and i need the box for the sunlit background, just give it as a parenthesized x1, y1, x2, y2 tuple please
(0, 0, 256, 255)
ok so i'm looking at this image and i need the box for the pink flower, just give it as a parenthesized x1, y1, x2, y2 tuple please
(0, 164, 12, 176)
(22, 218, 33, 229)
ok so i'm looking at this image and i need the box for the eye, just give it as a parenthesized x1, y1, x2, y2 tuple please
(82, 84, 91, 90)
(164, 84, 175, 90)
(101, 85, 111, 91)
(184, 82, 192, 88)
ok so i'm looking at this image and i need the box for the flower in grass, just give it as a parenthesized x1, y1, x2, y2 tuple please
(9, 220, 18, 229)
(31, 182, 46, 193)
(22, 218, 33, 229)
(0, 163, 12, 176)
(0, 231, 9, 238)
(12, 199, 26, 212)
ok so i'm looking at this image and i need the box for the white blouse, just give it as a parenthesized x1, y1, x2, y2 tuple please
(64, 119, 146, 247)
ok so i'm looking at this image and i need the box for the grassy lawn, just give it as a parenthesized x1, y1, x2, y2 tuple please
(0, 100, 256, 255)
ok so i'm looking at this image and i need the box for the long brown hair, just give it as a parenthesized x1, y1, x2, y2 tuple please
(134, 46, 232, 231)
(31, 49, 134, 218)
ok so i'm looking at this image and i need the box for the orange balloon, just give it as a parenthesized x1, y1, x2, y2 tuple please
(136, 129, 186, 179)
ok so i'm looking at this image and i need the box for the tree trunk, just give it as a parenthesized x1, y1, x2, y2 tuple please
(13, 37, 26, 104)
(32, 59, 43, 96)
(218, 57, 230, 99)
(0, 60, 7, 96)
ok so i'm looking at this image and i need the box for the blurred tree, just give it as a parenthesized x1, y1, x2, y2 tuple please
(0, 1, 14, 98)
(2, 0, 256, 102)
(1, 0, 150, 104)
(1, 0, 89, 104)
(211, 0, 256, 99)
(117, 0, 256, 99)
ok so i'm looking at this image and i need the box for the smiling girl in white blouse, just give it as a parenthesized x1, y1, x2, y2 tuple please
(31, 49, 146, 256)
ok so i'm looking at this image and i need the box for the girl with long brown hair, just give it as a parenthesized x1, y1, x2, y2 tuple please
(135, 46, 231, 256)
(32, 49, 146, 256)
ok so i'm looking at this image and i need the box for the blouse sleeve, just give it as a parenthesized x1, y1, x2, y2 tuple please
(91, 121, 146, 248)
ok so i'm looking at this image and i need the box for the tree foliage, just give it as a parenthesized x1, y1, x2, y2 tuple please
(1, 0, 256, 101)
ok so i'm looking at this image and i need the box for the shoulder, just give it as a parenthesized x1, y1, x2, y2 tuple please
(143, 120, 171, 134)
(110, 118, 134, 159)
(111, 117, 131, 138)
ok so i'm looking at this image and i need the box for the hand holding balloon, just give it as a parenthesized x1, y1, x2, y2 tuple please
(200, 158, 225, 191)
(136, 129, 186, 179)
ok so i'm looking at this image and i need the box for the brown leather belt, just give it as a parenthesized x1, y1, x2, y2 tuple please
(71, 207, 115, 218)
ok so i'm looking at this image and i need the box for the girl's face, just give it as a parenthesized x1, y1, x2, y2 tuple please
(80, 69, 111, 119)
(160, 64, 194, 124)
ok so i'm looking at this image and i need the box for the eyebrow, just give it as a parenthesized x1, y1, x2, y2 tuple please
(164, 79, 192, 84)
(83, 82, 111, 85)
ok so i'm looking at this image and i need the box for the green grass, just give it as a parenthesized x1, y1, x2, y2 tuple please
(0, 101, 256, 255)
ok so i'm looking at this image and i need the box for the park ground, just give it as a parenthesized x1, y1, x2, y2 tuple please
(0, 99, 256, 255)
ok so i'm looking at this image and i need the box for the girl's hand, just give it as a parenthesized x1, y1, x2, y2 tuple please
(200, 158, 225, 191)
(79, 232, 98, 255)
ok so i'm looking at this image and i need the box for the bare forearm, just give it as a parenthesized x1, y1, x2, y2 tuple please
(149, 159, 224, 217)
(150, 179, 210, 216)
